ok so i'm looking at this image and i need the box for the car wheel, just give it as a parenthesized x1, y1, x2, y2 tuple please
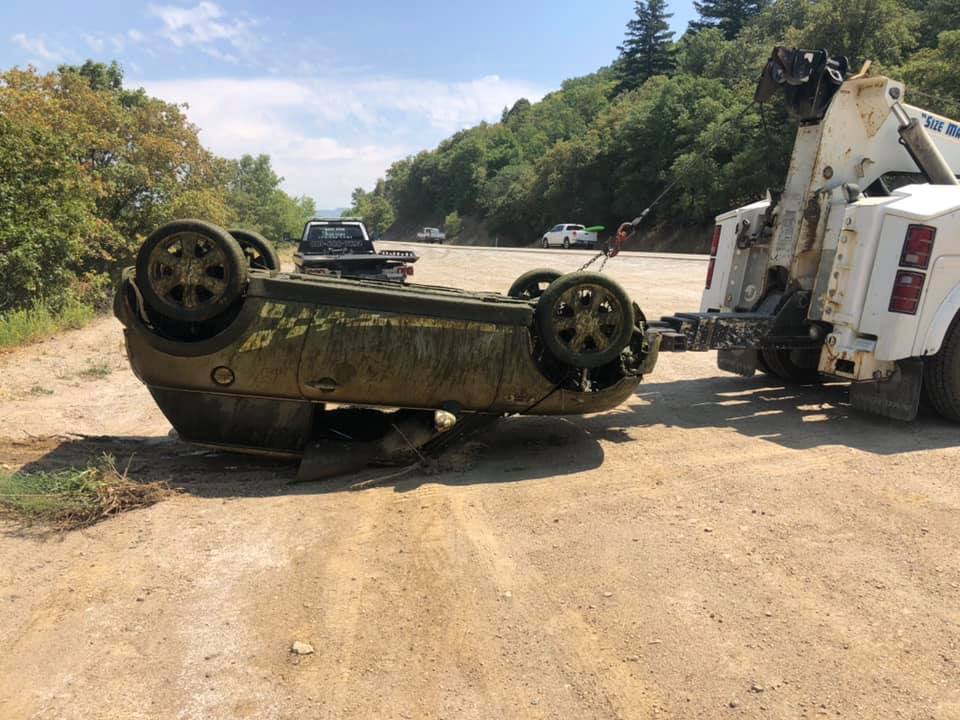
(541, 238, 549, 248)
(507, 268, 563, 300)
(136, 219, 248, 324)
(535, 272, 635, 369)
(228, 229, 281, 270)
(562, 238, 570, 249)
(924, 313, 960, 421)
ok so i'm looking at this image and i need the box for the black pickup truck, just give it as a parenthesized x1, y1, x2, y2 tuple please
(293, 218, 418, 282)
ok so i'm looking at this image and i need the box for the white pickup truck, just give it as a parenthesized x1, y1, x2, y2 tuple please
(417, 227, 445, 244)
(540, 224, 598, 249)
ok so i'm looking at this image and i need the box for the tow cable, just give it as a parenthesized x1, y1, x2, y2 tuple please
(576, 98, 759, 274)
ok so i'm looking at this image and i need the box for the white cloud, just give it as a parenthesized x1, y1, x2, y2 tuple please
(143, 74, 546, 205)
(147, 2, 257, 55)
(128, 29, 145, 42)
(11, 33, 64, 63)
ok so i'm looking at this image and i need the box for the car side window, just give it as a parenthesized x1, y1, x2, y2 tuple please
(551, 225, 563, 232)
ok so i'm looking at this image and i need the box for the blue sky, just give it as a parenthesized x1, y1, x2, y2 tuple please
(2, 1, 697, 207)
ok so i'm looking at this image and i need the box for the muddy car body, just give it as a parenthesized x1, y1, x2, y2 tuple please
(117, 221, 656, 464)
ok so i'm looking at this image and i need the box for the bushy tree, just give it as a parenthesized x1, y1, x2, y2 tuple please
(617, 0, 675, 92)
(0, 70, 99, 311)
(347, 183, 395, 237)
(223, 154, 314, 241)
(787, 0, 919, 66)
(690, 0, 768, 39)
(900, 30, 960, 116)
(443, 211, 463, 241)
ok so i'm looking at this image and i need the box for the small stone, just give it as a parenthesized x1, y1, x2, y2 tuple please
(291, 641, 315, 656)
(625, 655, 640, 662)
(502, 591, 512, 599)
(704, 527, 714, 533)
(531, 698, 540, 706)
(728, 699, 739, 708)
(603, 592, 614, 598)
(750, 683, 765, 693)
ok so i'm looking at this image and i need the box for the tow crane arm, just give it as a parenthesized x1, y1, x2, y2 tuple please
(648, 48, 960, 359)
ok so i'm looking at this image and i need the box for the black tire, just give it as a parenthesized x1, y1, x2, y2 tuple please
(562, 237, 571, 249)
(924, 313, 960, 421)
(507, 268, 563, 300)
(541, 238, 549, 248)
(136, 219, 247, 324)
(228, 228, 281, 271)
(535, 272, 635, 369)
(761, 346, 821, 384)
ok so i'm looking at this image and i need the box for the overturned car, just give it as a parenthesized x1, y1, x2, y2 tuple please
(115, 220, 657, 474)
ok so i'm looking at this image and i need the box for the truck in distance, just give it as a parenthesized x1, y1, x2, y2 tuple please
(417, 227, 446, 244)
(294, 218, 417, 283)
(541, 224, 598, 249)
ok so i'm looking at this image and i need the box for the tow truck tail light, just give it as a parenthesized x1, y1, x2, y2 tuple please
(889, 270, 925, 315)
(705, 225, 721, 289)
(900, 224, 936, 269)
(710, 225, 721, 256)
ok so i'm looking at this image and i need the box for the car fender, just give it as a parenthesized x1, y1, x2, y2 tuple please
(918, 282, 960, 356)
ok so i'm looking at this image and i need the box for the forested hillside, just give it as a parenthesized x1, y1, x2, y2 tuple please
(0, 61, 314, 335)
(349, 0, 960, 247)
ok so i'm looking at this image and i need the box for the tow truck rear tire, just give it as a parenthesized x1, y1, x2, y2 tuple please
(923, 314, 960, 422)
(760, 347, 821, 384)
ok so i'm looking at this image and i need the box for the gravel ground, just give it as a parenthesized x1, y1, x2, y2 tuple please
(1, 245, 958, 720)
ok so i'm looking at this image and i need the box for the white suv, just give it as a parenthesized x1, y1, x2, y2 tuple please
(541, 224, 598, 249)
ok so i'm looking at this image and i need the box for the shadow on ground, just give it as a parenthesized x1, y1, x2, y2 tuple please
(581, 374, 957, 455)
(6, 415, 606, 499)
(6, 372, 954, 510)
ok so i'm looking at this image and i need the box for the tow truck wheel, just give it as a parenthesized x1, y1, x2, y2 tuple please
(136, 220, 248, 324)
(508, 268, 563, 300)
(228, 229, 281, 271)
(535, 272, 635, 369)
(761, 347, 821, 384)
(923, 315, 960, 422)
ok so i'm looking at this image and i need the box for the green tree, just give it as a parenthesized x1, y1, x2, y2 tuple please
(617, 0, 675, 92)
(900, 30, 960, 116)
(787, 0, 919, 66)
(905, 0, 960, 46)
(223, 154, 314, 240)
(443, 211, 463, 241)
(347, 184, 396, 237)
(691, 0, 767, 39)
(0, 69, 99, 311)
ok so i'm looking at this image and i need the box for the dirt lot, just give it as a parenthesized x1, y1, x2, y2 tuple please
(1, 246, 959, 720)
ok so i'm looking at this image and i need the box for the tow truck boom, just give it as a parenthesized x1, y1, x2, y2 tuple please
(648, 47, 960, 421)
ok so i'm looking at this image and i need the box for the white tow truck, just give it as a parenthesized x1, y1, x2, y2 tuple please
(646, 47, 960, 422)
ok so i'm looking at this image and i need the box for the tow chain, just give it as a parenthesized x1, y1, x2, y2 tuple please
(575, 98, 758, 274)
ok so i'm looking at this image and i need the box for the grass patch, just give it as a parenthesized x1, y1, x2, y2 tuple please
(0, 455, 171, 530)
(0, 300, 95, 350)
(29, 385, 54, 396)
(79, 361, 112, 379)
